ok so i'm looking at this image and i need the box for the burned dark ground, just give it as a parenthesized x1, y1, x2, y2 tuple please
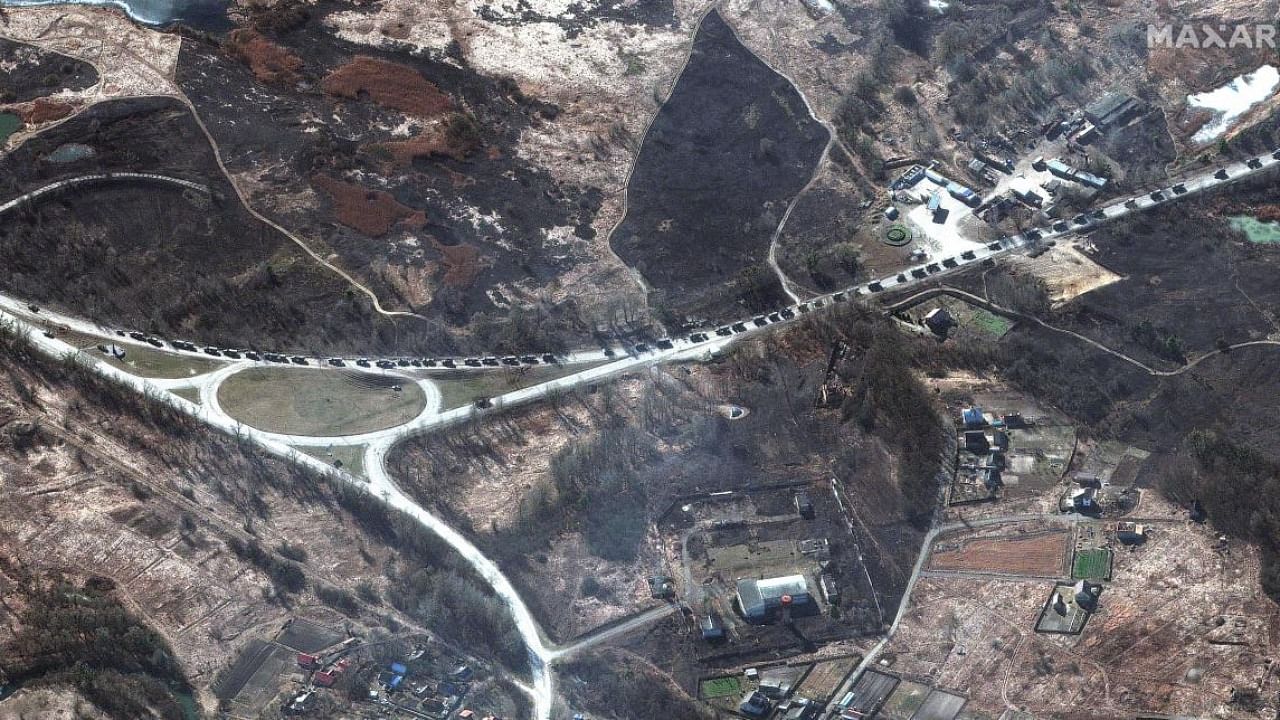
(0, 36, 98, 104)
(0, 96, 394, 353)
(610, 10, 829, 324)
(175, 1, 608, 350)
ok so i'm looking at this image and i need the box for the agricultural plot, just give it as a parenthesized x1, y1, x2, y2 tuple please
(930, 530, 1069, 577)
(699, 675, 741, 699)
(1035, 582, 1098, 635)
(881, 679, 931, 720)
(795, 656, 858, 702)
(911, 689, 967, 720)
(1072, 548, 1113, 581)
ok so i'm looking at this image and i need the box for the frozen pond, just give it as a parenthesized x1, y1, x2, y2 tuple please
(0, 0, 230, 29)
(1188, 64, 1280, 143)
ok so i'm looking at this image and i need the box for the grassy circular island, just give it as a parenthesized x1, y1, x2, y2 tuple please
(217, 367, 427, 437)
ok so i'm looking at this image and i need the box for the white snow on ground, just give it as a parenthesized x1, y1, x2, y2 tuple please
(1189, 64, 1280, 143)
(928, 0, 950, 11)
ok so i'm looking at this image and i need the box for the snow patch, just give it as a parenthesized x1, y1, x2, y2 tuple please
(1188, 64, 1280, 143)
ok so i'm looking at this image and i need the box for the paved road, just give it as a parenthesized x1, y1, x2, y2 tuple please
(0, 172, 210, 215)
(0, 146, 1277, 720)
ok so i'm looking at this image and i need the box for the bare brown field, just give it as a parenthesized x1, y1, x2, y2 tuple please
(321, 56, 453, 118)
(930, 530, 1068, 577)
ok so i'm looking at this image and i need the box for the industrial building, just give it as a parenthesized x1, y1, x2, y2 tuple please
(1085, 91, 1140, 129)
(736, 575, 813, 622)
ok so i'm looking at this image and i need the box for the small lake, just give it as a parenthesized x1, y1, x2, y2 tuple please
(1229, 215, 1280, 244)
(46, 143, 97, 163)
(0, 0, 231, 30)
(0, 112, 22, 146)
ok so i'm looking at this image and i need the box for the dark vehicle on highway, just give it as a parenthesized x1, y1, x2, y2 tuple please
(602, 347, 616, 357)
(1053, 221, 1069, 232)
(474, 398, 492, 409)
(482, 357, 500, 367)
(543, 354, 558, 364)
(502, 357, 521, 366)
(942, 257, 958, 268)
(1150, 190, 1164, 201)
(960, 250, 976, 260)
(1125, 198, 1138, 209)
(422, 359, 437, 367)
(223, 349, 241, 359)
(716, 327, 733, 336)
(1092, 209, 1106, 220)
(410, 359, 423, 367)
(869, 281, 884, 292)
(832, 292, 847, 303)
(926, 263, 940, 273)
(766, 313, 781, 322)
(656, 339, 673, 349)
(329, 358, 344, 367)
(130, 331, 147, 341)
(634, 343, 649, 352)
(464, 358, 482, 367)
(1216, 168, 1230, 179)
(377, 360, 395, 369)
(521, 355, 539, 364)
(147, 338, 164, 348)
(1072, 214, 1088, 225)
(1273, 150, 1280, 160)
(1248, 157, 1264, 169)
(897, 273, 907, 283)
(203, 347, 221, 356)
(753, 316, 768, 327)
(397, 359, 411, 367)
(356, 359, 371, 367)
(1025, 230, 1042, 241)
(690, 333, 708, 342)
(1172, 183, 1187, 194)
(442, 359, 456, 368)
(244, 351, 260, 361)
(732, 322, 747, 332)
(987, 242, 1002, 251)
(911, 268, 927, 279)
(291, 356, 307, 365)
(28, 304, 39, 313)
(780, 308, 795, 319)
(116, 330, 127, 337)
(812, 299, 825, 308)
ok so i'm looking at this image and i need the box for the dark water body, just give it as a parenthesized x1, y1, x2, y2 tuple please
(0, 0, 231, 31)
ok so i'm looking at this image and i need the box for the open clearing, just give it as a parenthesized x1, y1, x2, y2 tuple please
(930, 530, 1068, 576)
(295, 444, 367, 477)
(218, 368, 425, 436)
(88, 342, 227, 379)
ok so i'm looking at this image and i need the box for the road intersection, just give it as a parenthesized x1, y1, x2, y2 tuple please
(0, 146, 1277, 719)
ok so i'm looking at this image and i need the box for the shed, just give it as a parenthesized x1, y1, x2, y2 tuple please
(736, 575, 812, 622)
(962, 407, 985, 428)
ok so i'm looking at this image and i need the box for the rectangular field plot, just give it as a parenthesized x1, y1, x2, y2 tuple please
(1072, 548, 1113, 580)
(911, 689, 967, 720)
(795, 656, 857, 702)
(844, 670, 899, 718)
(930, 530, 1068, 577)
(881, 680, 931, 719)
(699, 675, 741, 699)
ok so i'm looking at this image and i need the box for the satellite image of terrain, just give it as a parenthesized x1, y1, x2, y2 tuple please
(3, 0, 1280, 719)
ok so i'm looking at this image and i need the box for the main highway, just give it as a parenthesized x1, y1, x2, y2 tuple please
(0, 146, 1276, 720)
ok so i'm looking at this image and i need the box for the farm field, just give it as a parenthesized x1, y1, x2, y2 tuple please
(1072, 547, 1113, 580)
(795, 656, 858, 702)
(930, 530, 1068, 577)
